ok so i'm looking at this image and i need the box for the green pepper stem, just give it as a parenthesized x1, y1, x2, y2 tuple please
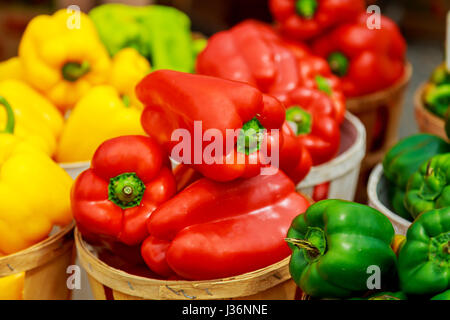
(328, 52, 349, 77)
(285, 238, 320, 257)
(108, 172, 146, 209)
(0, 96, 15, 134)
(62, 61, 90, 82)
(296, 0, 318, 19)
(121, 94, 131, 108)
(286, 106, 312, 135)
(236, 118, 265, 155)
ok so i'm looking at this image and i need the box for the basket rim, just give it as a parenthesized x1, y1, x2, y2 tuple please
(0, 221, 75, 277)
(367, 164, 411, 229)
(347, 62, 413, 106)
(59, 161, 91, 169)
(75, 228, 292, 300)
(297, 111, 366, 187)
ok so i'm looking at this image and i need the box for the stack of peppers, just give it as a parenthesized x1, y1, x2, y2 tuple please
(0, 5, 205, 164)
(196, 19, 345, 191)
(268, 1, 407, 98)
(286, 200, 449, 300)
(72, 70, 312, 281)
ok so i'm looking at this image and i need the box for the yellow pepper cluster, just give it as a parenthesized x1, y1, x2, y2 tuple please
(0, 9, 150, 163)
(0, 9, 151, 296)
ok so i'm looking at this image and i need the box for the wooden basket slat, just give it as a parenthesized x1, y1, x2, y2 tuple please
(0, 222, 75, 300)
(76, 226, 296, 300)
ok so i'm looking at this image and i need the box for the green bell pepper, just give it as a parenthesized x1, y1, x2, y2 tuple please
(404, 153, 450, 218)
(89, 4, 196, 73)
(431, 289, 450, 300)
(383, 134, 450, 219)
(286, 200, 397, 299)
(430, 63, 450, 86)
(424, 84, 450, 118)
(398, 207, 449, 296)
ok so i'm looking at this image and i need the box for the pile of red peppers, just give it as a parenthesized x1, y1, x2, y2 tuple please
(71, 0, 407, 281)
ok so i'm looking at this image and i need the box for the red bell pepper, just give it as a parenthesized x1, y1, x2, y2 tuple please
(196, 20, 345, 125)
(286, 54, 346, 124)
(72, 135, 177, 246)
(284, 87, 340, 165)
(196, 20, 302, 97)
(312, 13, 407, 97)
(141, 170, 311, 280)
(279, 122, 313, 183)
(269, 0, 364, 41)
(137, 70, 285, 182)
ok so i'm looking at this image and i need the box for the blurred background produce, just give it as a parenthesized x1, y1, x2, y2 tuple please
(1, 0, 448, 138)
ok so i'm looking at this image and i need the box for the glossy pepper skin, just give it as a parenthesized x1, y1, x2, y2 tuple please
(269, 0, 364, 41)
(284, 87, 340, 166)
(286, 200, 396, 299)
(196, 20, 346, 125)
(405, 153, 450, 218)
(0, 97, 72, 255)
(383, 134, 450, 220)
(397, 207, 449, 296)
(55, 85, 146, 163)
(71, 135, 176, 246)
(137, 70, 285, 182)
(141, 170, 311, 280)
(312, 13, 406, 97)
(89, 4, 196, 73)
(0, 80, 64, 156)
(19, 10, 111, 111)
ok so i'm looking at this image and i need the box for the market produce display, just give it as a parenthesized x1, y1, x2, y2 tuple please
(0, 0, 449, 303)
(286, 200, 397, 298)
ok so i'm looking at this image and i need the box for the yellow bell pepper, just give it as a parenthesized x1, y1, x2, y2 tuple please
(0, 80, 64, 156)
(109, 48, 151, 109)
(0, 57, 23, 82)
(18, 9, 111, 112)
(0, 272, 25, 300)
(391, 234, 406, 256)
(0, 97, 73, 255)
(55, 85, 145, 163)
